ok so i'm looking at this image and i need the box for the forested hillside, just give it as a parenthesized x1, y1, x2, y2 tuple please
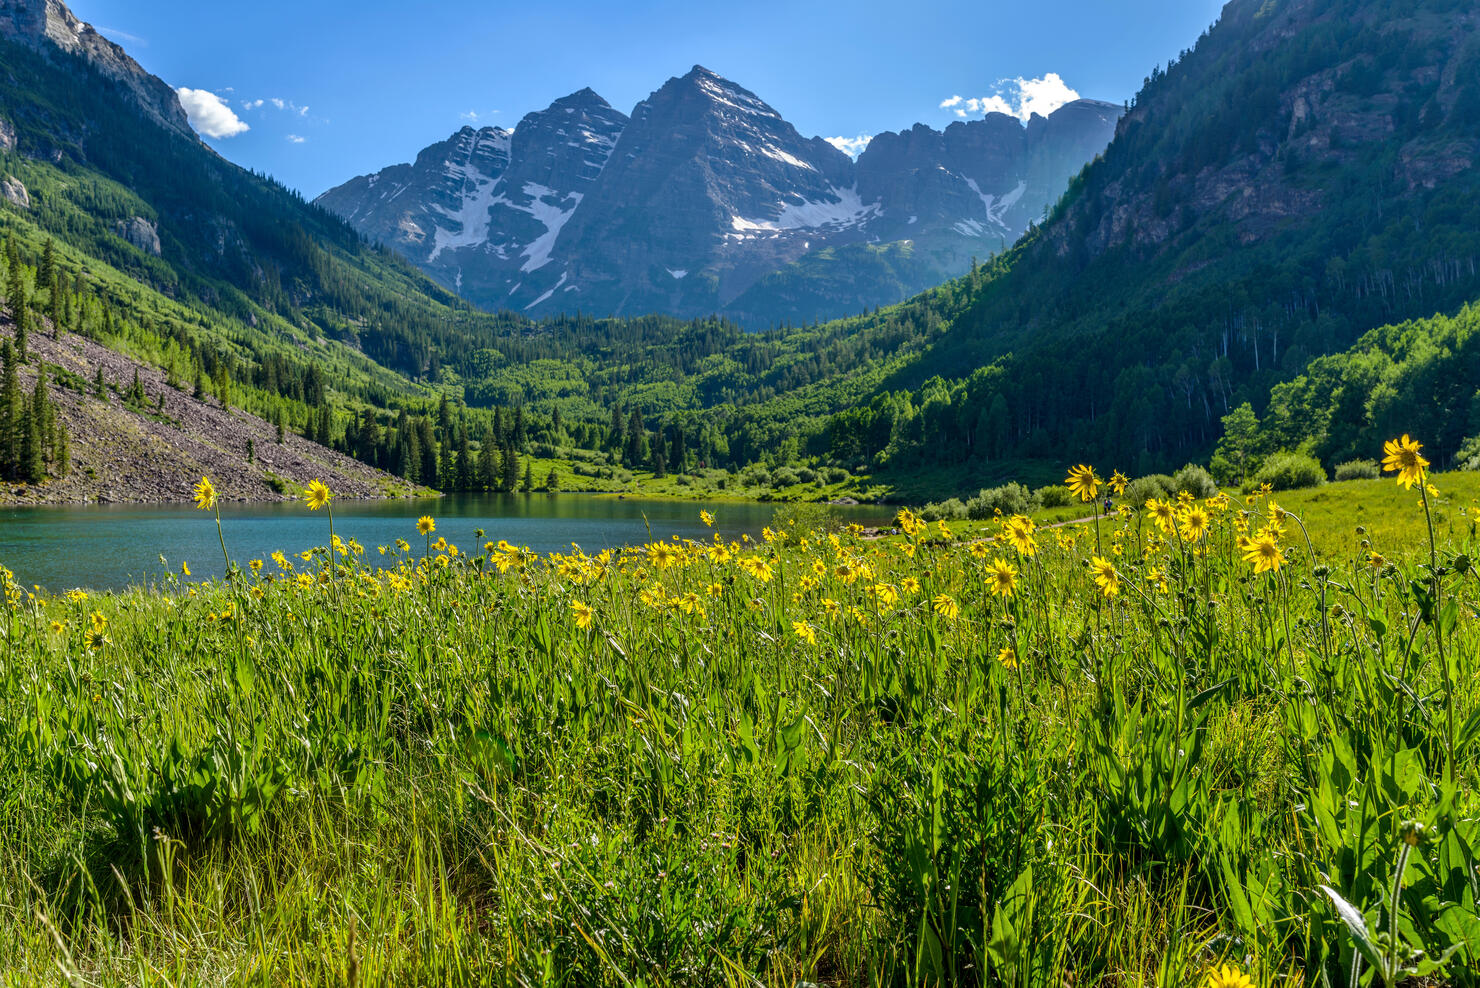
(843, 0, 1480, 478)
(5, 0, 1480, 505)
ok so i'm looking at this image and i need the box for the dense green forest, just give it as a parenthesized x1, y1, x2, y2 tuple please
(4, 0, 1480, 503)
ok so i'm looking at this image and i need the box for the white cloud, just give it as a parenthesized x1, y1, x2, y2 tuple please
(939, 73, 1081, 123)
(176, 88, 249, 138)
(825, 134, 873, 158)
(1015, 73, 1079, 119)
(286, 134, 307, 144)
(245, 97, 309, 116)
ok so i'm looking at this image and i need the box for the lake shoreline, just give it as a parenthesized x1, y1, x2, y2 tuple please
(0, 492, 897, 591)
(0, 486, 436, 508)
(0, 484, 880, 509)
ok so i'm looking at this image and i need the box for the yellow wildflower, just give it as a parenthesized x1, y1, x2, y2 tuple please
(571, 601, 594, 630)
(1091, 556, 1119, 597)
(304, 479, 332, 510)
(1201, 963, 1252, 988)
(1066, 464, 1101, 502)
(1381, 435, 1428, 489)
(1243, 529, 1283, 574)
(1178, 505, 1211, 542)
(987, 558, 1017, 599)
(192, 476, 217, 511)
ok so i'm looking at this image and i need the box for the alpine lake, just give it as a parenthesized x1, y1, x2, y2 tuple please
(0, 494, 893, 591)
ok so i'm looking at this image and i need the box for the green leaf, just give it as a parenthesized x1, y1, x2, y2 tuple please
(1320, 885, 1383, 970)
(986, 865, 1034, 971)
(1187, 677, 1234, 712)
(1439, 600, 1460, 638)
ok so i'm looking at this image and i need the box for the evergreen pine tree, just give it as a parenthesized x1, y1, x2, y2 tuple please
(670, 425, 686, 474)
(31, 366, 52, 458)
(521, 460, 534, 492)
(418, 418, 438, 483)
(0, 341, 17, 480)
(608, 404, 624, 452)
(438, 436, 455, 491)
(500, 442, 519, 491)
(55, 420, 70, 477)
(4, 239, 25, 344)
(395, 438, 413, 480)
(454, 427, 473, 491)
(477, 433, 497, 491)
(94, 365, 108, 402)
(49, 275, 61, 340)
(318, 405, 334, 446)
(544, 467, 559, 491)
(37, 238, 55, 293)
(625, 409, 644, 465)
(19, 400, 42, 482)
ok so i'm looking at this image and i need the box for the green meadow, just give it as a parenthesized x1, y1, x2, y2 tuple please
(0, 461, 1477, 986)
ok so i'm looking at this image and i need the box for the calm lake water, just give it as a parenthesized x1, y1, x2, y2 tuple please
(0, 494, 891, 592)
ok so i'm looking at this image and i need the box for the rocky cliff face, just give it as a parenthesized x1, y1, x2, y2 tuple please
(1042, 0, 1480, 264)
(0, 0, 194, 139)
(318, 66, 1120, 326)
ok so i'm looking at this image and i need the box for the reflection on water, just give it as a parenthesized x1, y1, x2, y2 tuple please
(0, 494, 890, 592)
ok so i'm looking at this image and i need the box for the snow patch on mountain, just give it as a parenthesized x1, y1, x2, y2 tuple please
(695, 73, 779, 119)
(760, 144, 816, 171)
(729, 185, 880, 238)
(428, 163, 504, 262)
(962, 177, 1028, 233)
(525, 271, 569, 310)
(519, 184, 582, 272)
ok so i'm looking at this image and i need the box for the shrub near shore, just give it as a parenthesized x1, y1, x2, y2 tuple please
(0, 439, 1477, 985)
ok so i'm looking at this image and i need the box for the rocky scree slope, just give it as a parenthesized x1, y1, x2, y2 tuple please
(0, 316, 421, 505)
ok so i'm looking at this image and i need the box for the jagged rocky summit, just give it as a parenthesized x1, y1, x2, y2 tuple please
(318, 67, 1119, 327)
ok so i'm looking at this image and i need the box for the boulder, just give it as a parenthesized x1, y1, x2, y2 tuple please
(116, 216, 161, 255)
(2, 175, 29, 208)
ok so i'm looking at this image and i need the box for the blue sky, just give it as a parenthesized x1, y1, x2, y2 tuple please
(67, 0, 1227, 198)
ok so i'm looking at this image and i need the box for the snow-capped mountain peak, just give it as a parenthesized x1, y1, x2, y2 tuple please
(317, 69, 1118, 326)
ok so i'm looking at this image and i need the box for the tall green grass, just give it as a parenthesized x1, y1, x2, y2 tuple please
(0, 466, 1477, 986)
